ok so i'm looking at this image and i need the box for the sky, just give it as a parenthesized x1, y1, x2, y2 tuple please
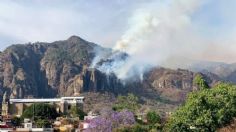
(0, 0, 236, 64)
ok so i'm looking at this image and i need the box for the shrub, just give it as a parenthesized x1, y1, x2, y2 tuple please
(146, 111, 161, 125)
(193, 74, 209, 90)
(165, 83, 236, 131)
(35, 119, 51, 128)
(68, 106, 87, 119)
(113, 93, 140, 112)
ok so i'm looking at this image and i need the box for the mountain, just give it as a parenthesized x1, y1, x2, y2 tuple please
(0, 36, 220, 113)
(188, 61, 236, 84)
(0, 36, 126, 98)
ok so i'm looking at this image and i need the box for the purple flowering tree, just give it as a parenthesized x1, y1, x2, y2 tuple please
(84, 116, 112, 132)
(111, 110, 136, 128)
(84, 109, 135, 132)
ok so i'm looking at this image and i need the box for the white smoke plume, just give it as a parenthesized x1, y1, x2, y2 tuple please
(91, 0, 235, 80)
(113, 0, 204, 62)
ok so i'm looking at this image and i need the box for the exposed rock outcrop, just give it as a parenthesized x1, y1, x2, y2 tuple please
(0, 36, 125, 101)
(141, 68, 220, 103)
(0, 36, 221, 112)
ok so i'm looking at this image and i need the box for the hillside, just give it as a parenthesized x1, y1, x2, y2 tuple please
(0, 36, 220, 113)
(188, 61, 236, 84)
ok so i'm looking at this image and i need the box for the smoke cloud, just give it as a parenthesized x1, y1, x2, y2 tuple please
(92, 0, 209, 80)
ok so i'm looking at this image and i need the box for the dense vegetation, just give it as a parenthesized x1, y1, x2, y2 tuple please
(165, 83, 236, 131)
(22, 103, 59, 119)
(146, 111, 161, 125)
(112, 93, 140, 113)
(68, 106, 87, 120)
(35, 119, 51, 128)
(21, 103, 60, 127)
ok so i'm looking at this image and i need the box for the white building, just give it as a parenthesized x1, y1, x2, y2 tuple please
(2, 97, 84, 116)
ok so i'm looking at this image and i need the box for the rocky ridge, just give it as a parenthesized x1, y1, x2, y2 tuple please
(0, 36, 221, 112)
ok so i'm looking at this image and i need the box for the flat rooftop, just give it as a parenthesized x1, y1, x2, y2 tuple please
(10, 97, 84, 103)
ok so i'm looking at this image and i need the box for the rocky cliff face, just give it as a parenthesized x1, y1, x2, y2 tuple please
(141, 68, 220, 103)
(0, 43, 50, 99)
(0, 36, 220, 111)
(0, 36, 125, 101)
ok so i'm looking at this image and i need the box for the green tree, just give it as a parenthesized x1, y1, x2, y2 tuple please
(165, 83, 236, 132)
(146, 111, 161, 125)
(35, 119, 51, 128)
(69, 106, 87, 119)
(11, 116, 22, 126)
(22, 103, 59, 120)
(113, 93, 140, 112)
(193, 74, 209, 90)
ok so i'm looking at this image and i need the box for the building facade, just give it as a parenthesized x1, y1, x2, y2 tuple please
(1, 96, 84, 116)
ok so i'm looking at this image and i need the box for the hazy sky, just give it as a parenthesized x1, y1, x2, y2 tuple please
(0, 0, 236, 63)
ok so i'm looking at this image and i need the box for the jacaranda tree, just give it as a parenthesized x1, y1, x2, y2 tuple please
(85, 110, 136, 132)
